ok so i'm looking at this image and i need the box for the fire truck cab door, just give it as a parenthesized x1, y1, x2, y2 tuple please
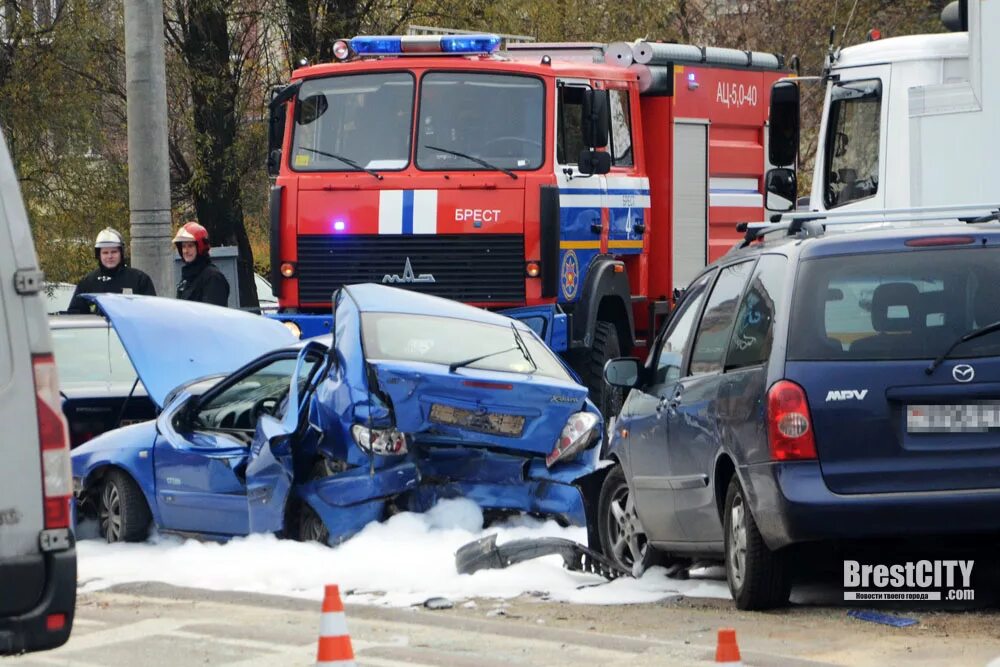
(554, 80, 607, 304)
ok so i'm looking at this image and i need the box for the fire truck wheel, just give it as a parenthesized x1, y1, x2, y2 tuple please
(584, 320, 624, 420)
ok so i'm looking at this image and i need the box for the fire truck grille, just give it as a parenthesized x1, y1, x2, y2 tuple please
(296, 234, 526, 304)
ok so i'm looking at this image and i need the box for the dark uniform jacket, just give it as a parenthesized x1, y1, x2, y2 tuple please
(176, 255, 230, 307)
(67, 264, 156, 313)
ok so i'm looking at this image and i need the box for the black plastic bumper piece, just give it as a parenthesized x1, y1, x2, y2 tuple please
(0, 548, 76, 656)
(455, 534, 629, 580)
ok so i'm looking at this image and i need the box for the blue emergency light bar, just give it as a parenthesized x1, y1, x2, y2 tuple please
(348, 34, 501, 57)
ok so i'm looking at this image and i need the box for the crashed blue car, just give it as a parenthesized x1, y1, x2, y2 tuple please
(72, 285, 603, 544)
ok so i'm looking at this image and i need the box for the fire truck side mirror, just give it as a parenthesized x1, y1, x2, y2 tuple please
(268, 107, 286, 177)
(768, 81, 800, 168)
(578, 149, 612, 176)
(582, 89, 610, 149)
(765, 167, 796, 212)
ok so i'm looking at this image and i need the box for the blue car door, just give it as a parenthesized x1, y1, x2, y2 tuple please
(246, 342, 329, 535)
(153, 352, 307, 536)
(668, 261, 755, 543)
(501, 306, 569, 353)
(626, 271, 714, 543)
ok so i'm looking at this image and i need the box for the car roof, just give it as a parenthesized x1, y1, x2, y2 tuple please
(342, 283, 529, 329)
(718, 220, 1000, 265)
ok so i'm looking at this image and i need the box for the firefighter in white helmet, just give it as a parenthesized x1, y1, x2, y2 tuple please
(67, 227, 156, 313)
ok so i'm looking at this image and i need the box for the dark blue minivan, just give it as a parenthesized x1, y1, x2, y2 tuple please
(599, 216, 1000, 609)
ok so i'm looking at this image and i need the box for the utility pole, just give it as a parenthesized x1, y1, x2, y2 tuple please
(124, 0, 174, 297)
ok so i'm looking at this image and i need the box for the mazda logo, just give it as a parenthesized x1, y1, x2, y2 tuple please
(952, 364, 975, 383)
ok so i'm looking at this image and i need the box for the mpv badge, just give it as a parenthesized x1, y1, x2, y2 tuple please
(953, 364, 975, 383)
(382, 257, 435, 284)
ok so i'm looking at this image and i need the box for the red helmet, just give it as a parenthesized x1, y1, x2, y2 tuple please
(172, 221, 210, 257)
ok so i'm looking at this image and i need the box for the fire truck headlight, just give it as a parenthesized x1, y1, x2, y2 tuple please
(525, 261, 540, 278)
(280, 262, 297, 278)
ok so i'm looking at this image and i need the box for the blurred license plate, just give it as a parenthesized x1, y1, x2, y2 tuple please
(429, 404, 525, 437)
(907, 403, 1000, 433)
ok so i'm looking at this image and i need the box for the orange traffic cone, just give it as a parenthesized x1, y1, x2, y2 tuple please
(316, 585, 356, 666)
(715, 628, 742, 665)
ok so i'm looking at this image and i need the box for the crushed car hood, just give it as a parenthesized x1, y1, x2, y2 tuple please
(370, 360, 590, 456)
(87, 294, 297, 409)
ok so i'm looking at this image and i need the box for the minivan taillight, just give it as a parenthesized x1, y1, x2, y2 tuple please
(33, 354, 71, 529)
(767, 380, 817, 461)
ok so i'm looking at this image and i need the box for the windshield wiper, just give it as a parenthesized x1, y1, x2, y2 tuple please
(425, 145, 517, 180)
(510, 323, 537, 373)
(449, 347, 520, 373)
(925, 320, 1000, 375)
(300, 147, 382, 180)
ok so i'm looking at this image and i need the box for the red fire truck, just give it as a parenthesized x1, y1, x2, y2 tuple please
(266, 35, 787, 414)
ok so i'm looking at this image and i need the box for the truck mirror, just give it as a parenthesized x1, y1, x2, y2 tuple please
(578, 149, 611, 176)
(266, 149, 282, 177)
(582, 89, 610, 149)
(765, 168, 796, 212)
(768, 81, 799, 167)
(267, 82, 301, 177)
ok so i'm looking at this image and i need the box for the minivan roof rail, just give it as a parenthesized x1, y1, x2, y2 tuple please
(736, 203, 1000, 247)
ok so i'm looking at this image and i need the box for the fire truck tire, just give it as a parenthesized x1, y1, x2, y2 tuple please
(583, 320, 624, 420)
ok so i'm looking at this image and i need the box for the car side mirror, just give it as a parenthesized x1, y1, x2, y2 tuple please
(765, 168, 796, 212)
(604, 357, 642, 388)
(269, 434, 291, 457)
(578, 149, 612, 176)
(582, 89, 610, 149)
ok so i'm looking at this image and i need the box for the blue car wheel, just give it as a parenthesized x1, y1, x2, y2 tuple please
(723, 477, 789, 610)
(99, 470, 151, 544)
(597, 465, 661, 576)
(297, 504, 329, 545)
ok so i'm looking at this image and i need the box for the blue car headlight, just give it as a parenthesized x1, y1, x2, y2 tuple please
(351, 425, 408, 456)
(546, 411, 600, 468)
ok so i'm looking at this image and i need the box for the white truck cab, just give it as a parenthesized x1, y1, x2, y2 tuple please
(766, 0, 1000, 213)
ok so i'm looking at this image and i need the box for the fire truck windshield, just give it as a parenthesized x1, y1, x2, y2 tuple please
(291, 72, 414, 172)
(416, 72, 544, 171)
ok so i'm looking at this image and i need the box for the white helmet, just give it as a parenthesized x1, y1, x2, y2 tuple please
(95, 227, 124, 249)
(94, 227, 125, 263)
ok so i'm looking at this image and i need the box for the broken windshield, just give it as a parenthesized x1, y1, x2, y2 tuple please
(291, 72, 414, 172)
(416, 72, 544, 172)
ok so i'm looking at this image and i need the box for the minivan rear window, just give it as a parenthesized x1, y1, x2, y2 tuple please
(787, 247, 1000, 361)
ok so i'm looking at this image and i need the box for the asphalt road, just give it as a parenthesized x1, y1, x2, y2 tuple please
(4, 583, 1000, 666)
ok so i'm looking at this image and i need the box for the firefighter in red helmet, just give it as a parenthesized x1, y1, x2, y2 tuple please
(173, 221, 230, 307)
(67, 227, 156, 313)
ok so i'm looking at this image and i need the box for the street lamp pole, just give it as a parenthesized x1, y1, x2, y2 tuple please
(123, 0, 174, 297)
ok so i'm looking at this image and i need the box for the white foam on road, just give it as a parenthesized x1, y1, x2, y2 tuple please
(77, 498, 731, 607)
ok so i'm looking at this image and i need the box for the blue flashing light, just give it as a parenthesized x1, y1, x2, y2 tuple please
(350, 36, 403, 55)
(687, 72, 696, 82)
(440, 35, 501, 54)
(333, 220, 346, 232)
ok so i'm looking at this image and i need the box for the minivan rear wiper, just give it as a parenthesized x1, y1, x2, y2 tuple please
(425, 145, 517, 180)
(925, 320, 1000, 375)
(299, 147, 382, 180)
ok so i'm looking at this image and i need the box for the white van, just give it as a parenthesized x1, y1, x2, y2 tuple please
(0, 131, 75, 653)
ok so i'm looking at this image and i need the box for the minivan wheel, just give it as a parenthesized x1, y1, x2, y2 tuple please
(99, 470, 151, 543)
(723, 477, 790, 610)
(598, 465, 661, 576)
